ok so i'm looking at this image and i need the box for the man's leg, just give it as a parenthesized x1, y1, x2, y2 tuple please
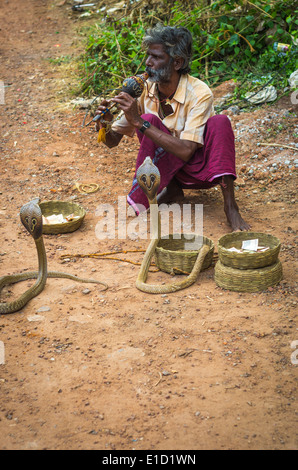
(127, 113, 186, 214)
(219, 175, 250, 231)
(128, 113, 250, 231)
(176, 115, 250, 231)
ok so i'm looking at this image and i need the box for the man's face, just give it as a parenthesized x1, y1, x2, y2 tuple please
(145, 43, 174, 84)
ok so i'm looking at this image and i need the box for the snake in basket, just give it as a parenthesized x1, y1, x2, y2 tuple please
(136, 157, 209, 294)
(0, 199, 108, 314)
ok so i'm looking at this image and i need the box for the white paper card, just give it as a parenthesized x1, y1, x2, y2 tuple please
(242, 239, 258, 251)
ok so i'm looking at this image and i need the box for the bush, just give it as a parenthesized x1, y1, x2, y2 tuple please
(78, 0, 298, 100)
(79, 19, 146, 95)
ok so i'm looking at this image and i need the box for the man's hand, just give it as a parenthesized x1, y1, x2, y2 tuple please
(111, 92, 143, 129)
(94, 99, 114, 131)
(112, 91, 200, 161)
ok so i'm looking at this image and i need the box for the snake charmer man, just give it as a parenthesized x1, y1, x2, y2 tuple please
(95, 24, 250, 232)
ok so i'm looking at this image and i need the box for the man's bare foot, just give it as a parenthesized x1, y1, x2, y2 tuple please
(225, 203, 251, 232)
(220, 175, 251, 231)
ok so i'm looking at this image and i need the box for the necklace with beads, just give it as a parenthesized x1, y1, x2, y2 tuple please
(157, 88, 175, 118)
(158, 87, 175, 105)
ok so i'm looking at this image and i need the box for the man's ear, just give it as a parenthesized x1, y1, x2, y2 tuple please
(174, 57, 184, 71)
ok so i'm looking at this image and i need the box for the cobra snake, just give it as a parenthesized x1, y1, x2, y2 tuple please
(0, 199, 108, 314)
(136, 157, 209, 294)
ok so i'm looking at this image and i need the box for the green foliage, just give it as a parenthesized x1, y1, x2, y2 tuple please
(172, 0, 297, 86)
(78, 0, 298, 101)
(78, 20, 146, 95)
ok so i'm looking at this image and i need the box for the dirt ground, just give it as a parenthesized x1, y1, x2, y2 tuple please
(0, 0, 297, 451)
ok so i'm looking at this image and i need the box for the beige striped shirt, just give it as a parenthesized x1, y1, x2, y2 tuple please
(111, 74, 214, 145)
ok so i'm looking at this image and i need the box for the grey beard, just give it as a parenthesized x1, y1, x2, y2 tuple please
(145, 60, 174, 84)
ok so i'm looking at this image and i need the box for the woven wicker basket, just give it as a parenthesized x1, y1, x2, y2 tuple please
(218, 231, 281, 269)
(214, 259, 282, 292)
(39, 200, 86, 234)
(155, 234, 214, 274)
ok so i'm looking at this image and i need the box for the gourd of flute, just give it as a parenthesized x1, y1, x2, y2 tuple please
(93, 72, 148, 122)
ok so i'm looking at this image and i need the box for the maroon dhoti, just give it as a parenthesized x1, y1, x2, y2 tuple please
(127, 114, 237, 214)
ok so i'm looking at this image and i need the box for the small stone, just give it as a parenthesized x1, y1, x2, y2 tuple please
(236, 177, 245, 186)
(27, 314, 45, 322)
(227, 105, 240, 115)
(36, 306, 51, 312)
(82, 288, 91, 295)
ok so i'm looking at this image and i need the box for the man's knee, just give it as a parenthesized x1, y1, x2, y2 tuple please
(207, 114, 232, 128)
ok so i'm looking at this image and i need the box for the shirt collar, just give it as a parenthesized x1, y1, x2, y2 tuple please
(173, 74, 187, 104)
(147, 74, 187, 104)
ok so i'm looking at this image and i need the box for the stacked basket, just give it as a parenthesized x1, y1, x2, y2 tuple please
(214, 231, 283, 292)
